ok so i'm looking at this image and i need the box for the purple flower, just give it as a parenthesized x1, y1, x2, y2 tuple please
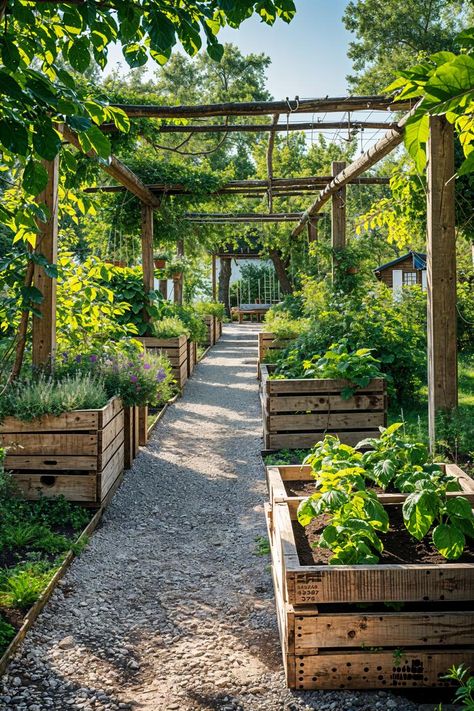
(144, 363, 151, 370)
(130, 375, 138, 383)
(62, 352, 68, 360)
(90, 355, 97, 363)
(75, 355, 82, 363)
(156, 369, 165, 383)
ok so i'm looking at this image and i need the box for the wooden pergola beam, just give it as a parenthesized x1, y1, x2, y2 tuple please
(112, 96, 414, 119)
(83, 175, 390, 196)
(185, 212, 313, 223)
(291, 111, 414, 237)
(61, 126, 161, 209)
(102, 120, 396, 134)
(331, 160, 347, 278)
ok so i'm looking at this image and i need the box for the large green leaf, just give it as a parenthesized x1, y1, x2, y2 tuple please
(68, 36, 91, 72)
(404, 112, 429, 173)
(123, 43, 148, 68)
(78, 125, 111, 159)
(432, 523, 465, 560)
(402, 490, 438, 540)
(0, 119, 28, 156)
(423, 55, 474, 111)
(1, 36, 21, 70)
(33, 122, 61, 161)
(23, 159, 48, 195)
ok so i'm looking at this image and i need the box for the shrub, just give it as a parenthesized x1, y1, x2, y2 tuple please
(263, 309, 310, 340)
(172, 305, 207, 343)
(194, 301, 226, 319)
(152, 316, 190, 339)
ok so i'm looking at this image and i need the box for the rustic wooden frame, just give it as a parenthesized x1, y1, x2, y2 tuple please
(260, 364, 387, 450)
(138, 335, 188, 391)
(266, 463, 474, 511)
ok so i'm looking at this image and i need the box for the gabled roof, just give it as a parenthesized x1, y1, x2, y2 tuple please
(375, 251, 426, 273)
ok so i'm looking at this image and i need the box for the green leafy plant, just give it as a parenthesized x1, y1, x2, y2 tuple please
(0, 616, 15, 653)
(151, 316, 190, 339)
(271, 340, 385, 399)
(298, 427, 474, 563)
(0, 563, 56, 609)
(194, 301, 226, 320)
(444, 664, 474, 710)
(254, 536, 271, 556)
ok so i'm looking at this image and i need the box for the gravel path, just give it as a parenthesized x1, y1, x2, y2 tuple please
(0, 324, 458, 711)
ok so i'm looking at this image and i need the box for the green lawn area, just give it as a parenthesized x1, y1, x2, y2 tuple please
(388, 353, 474, 465)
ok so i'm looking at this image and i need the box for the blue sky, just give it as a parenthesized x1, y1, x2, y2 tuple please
(218, 0, 353, 99)
(106, 1, 354, 98)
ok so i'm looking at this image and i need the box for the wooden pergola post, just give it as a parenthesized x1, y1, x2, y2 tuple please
(211, 254, 217, 300)
(331, 160, 346, 278)
(174, 238, 184, 305)
(141, 203, 154, 325)
(427, 116, 457, 450)
(32, 157, 59, 368)
(308, 221, 318, 243)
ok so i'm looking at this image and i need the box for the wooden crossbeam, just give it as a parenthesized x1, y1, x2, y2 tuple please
(291, 108, 416, 237)
(84, 175, 390, 195)
(112, 96, 414, 119)
(185, 212, 316, 223)
(61, 126, 161, 209)
(101, 120, 396, 134)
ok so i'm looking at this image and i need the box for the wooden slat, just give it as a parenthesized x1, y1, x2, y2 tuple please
(269, 412, 385, 432)
(0, 410, 99, 433)
(3, 455, 97, 471)
(269, 394, 385, 413)
(123, 407, 134, 469)
(268, 431, 379, 450)
(138, 406, 148, 446)
(272, 503, 474, 605)
(2, 433, 97, 456)
(289, 649, 473, 689)
(267, 377, 385, 395)
(295, 610, 474, 651)
(99, 397, 123, 428)
(331, 160, 346, 255)
(100, 408, 124, 453)
(13, 474, 97, 502)
(99, 442, 124, 501)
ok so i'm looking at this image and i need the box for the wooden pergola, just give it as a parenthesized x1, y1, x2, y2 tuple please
(33, 94, 456, 448)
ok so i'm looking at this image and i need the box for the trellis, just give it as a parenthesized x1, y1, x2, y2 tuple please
(32, 94, 456, 448)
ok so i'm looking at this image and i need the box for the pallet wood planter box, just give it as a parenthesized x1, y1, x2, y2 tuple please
(267, 502, 474, 690)
(0, 397, 124, 505)
(202, 315, 215, 346)
(257, 332, 294, 379)
(138, 335, 188, 391)
(266, 463, 474, 512)
(260, 364, 387, 450)
(123, 406, 139, 469)
(214, 316, 223, 341)
(187, 340, 197, 377)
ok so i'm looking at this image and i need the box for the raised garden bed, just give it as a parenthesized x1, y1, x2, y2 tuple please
(267, 501, 474, 690)
(0, 397, 124, 505)
(260, 364, 387, 450)
(138, 335, 188, 391)
(187, 340, 197, 377)
(257, 332, 293, 379)
(266, 462, 474, 511)
(214, 316, 223, 341)
(202, 315, 215, 347)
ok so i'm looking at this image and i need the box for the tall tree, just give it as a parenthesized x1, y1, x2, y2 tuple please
(343, 0, 471, 92)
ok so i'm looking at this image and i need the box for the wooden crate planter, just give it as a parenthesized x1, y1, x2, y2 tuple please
(257, 332, 293, 378)
(268, 502, 474, 690)
(202, 315, 215, 346)
(214, 316, 223, 341)
(123, 406, 139, 468)
(138, 335, 188, 390)
(266, 462, 474, 511)
(187, 340, 197, 377)
(0, 397, 124, 505)
(260, 364, 387, 450)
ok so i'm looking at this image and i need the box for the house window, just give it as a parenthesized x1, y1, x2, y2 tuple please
(403, 271, 417, 286)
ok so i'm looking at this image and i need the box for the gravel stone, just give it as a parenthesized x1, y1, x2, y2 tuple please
(0, 325, 459, 711)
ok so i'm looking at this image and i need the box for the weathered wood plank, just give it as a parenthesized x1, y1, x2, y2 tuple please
(268, 431, 378, 450)
(13, 474, 97, 502)
(269, 412, 385, 432)
(2, 433, 97, 457)
(269, 394, 385, 413)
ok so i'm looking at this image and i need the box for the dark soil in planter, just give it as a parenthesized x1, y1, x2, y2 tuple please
(293, 505, 474, 566)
